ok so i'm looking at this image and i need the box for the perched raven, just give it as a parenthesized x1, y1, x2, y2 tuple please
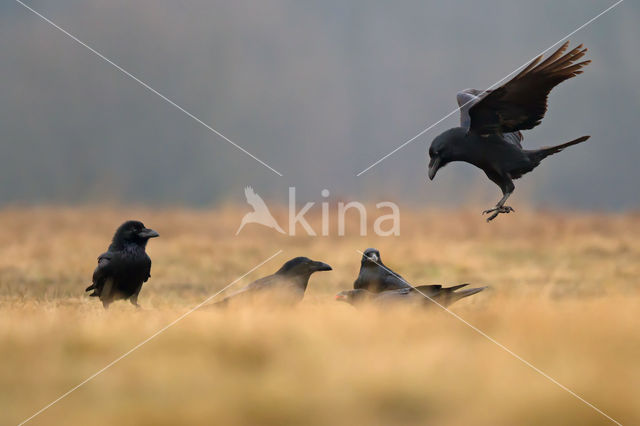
(428, 42, 591, 221)
(353, 248, 411, 292)
(85, 220, 159, 308)
(215, 257, 332, 306)
(336, 284, 486, 308)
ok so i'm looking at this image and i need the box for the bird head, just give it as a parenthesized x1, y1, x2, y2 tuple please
(113, 220, 159, 247)
(276, 257, 333, 277)
(361, 248, 381, 266)
(428, 128, 462, 180)
(335, 289, 372, 305)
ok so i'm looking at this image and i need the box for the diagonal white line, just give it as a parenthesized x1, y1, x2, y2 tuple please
(356, 0, 624, 176)
(355, 250, 622, 425)
(17, 250, 284, 426)
(14, 0, 283, 177)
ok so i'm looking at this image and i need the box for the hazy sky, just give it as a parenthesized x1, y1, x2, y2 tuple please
(1, 0, 638, 210)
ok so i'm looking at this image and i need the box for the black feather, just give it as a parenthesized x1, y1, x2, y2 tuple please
(86, 221, 158, 309)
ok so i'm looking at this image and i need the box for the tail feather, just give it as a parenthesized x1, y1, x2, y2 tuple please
(452, 286, 487, 301)
(443, 283, 470, 292)
(534, 135, 590, 161)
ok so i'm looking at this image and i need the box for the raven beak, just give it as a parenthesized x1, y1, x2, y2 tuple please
(335, 292, 347, 301)
(428, 157, 440, 181)
(138, 228, 159, 238)
(367, 253, 379, 263)
(313, 261, 332, 272)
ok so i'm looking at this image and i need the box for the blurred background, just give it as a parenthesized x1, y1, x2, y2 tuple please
(1, 0, 637, 210)
(2, 3, 640, 424)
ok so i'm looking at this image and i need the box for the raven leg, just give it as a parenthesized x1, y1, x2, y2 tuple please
(482, 175, 515, 222)
(100, 279, 114, 309)
(482, 192, 514, 221)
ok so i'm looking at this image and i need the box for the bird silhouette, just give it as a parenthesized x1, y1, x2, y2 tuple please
(236, 186, 285, 235)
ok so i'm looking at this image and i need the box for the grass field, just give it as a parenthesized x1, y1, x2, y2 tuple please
(1, 206, 639, 425)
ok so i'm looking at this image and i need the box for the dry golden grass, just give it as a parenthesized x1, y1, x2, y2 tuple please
(1, 206, 639, 425)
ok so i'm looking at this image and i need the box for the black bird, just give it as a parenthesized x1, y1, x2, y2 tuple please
(353, 248, 411, 292)
(336, 284, 486, 308)
(215, 257, 332, 306)
(85, 220, 159, 308)
(428, 42, 591, 221)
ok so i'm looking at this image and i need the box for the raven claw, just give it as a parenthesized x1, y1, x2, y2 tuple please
(482, 206, 515, 222)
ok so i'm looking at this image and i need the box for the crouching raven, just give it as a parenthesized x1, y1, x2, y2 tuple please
(346, 247, 486, 308)
(353, 248, 411, 293)
(336, 284, 486, 308)
(215, 257, 332, 307)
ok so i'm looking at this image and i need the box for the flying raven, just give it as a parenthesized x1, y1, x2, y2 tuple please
(336, 284, 486, 308)
(215, 257, 332, 306)
(85, 220, 159, 308)
(353, 248, 411, 292)
(428, 42, 591, 221)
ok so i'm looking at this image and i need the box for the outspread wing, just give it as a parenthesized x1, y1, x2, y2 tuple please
(458, 89, 524, 147)
(457, 88, 485, 129)
(469, 42, 590, 136)
(244, 186, 270, 213)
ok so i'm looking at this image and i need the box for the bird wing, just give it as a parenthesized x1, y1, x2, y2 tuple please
(143, 257, 152, 282)
(387, 287, 413, 296)
(458, 89, 524, 147)
(413, 284, 443, 297)
(220, 274, 279, 300)
(374, 287, 412, 302)
(217, 274, 304, 306)
(457, 88, 485, 129)
(87, 251, 114, 294)
(353, 265, 411, 292)
(94, 252, 113, 277)
(468, 42, 589, 136)
(381, 269, 412, 291)
(503, 130, 524, 148)
(245, 274, 280, 292)
(244, 186, 270, 213)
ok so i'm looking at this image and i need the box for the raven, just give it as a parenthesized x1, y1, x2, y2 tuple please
(215, 257, 332, 306)
(85, 220, 159, 308)
(353, 248, 411, 292)
(428, 42, 591, 221)
(336, 284, 486, 308)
